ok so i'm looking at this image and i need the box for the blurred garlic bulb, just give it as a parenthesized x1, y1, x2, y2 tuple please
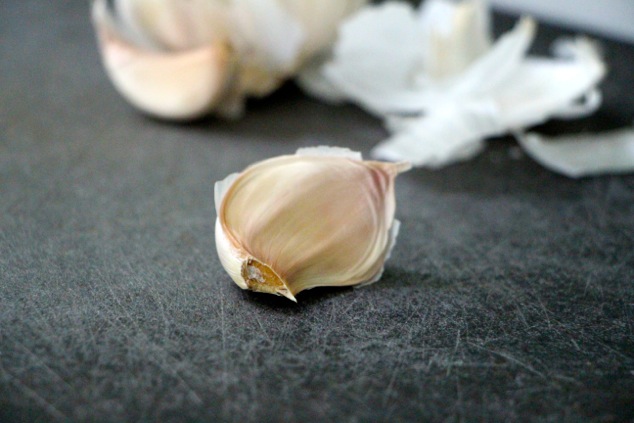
(92, 0, 367, 120)
(230, 0, 367, 100)
(92, 0, 235, 120)
(215, 147, 410, 302)
(277, 0, 368, 61)
(111, 0, 232, 51)
(304, 0, 606, 171)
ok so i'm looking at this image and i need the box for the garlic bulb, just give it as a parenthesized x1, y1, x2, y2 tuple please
(277, 0, 368, 62)
(517, 128, 634, 178)
(215, 147, 410, 302)
(303, 0, 606, 171)
(92, 0, 367, 120)
(92, 0, 234, 120)
(111, 0, 232, 51)
(208, 0, 369, 97)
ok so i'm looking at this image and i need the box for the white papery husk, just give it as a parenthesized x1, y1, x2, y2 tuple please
(278, 0, 368, 62)
(304, 0, 615, 175)
(517, 128, 634, 178)
(232, 0, 368, 101)
(214, 147, 409, 302)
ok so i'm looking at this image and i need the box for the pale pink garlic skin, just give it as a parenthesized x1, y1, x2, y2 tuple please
(91, 0, 234, 120)
(91, 0, 369, 120)
(215, 148, 409, 302)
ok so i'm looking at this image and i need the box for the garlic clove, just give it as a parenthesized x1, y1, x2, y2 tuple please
(322, 2, 429, 116)
(517, 128, 634, 178)
(92, 0, 233, 120)
(277, 0, 368, 61)
(229, 0, 305, 98)
(215, 147, 410, 301)
(113, 0, 232, 51)
(295, 54, 348, 104)
(417, 0, 492, 80)
(449, 17, 536, 97)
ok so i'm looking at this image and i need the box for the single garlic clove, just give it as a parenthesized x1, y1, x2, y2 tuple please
(92, 0, 234, 120)
(215, 147, 410, 302)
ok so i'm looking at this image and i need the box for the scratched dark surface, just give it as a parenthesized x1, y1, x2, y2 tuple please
(1, 1, 633, 422)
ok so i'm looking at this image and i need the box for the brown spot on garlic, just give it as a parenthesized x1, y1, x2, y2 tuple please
(241, 258, 296, 302)
(214, 147, 410, 302)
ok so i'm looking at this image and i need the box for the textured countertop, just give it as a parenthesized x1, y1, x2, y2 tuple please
(1, 1, 633, 422)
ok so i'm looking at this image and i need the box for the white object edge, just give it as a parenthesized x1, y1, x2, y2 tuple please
(489, 0, 634, 44)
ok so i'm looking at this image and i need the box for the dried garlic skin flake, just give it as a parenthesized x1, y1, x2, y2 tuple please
(214, 147, 409, 302)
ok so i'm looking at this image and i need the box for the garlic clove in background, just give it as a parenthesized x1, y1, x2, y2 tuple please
(92, 0, 368, 120)
(229, 0, 305, 98)
(92, 0, 234, 120)
(215, 147, 410, 302)
(277, 0, 368, 62)
(417, 0, 492, 81)
(229, 0, 368, 99)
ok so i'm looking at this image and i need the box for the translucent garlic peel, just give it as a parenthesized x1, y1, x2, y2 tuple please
(496, 38, 606, 128)
(323, 2, 426, 116)
(94, 0, 367, 119)
(355, 219, 401, 288)
(114, 0, 232, 51)
(417, 0, 492, 80)
(517, 129, 634, 178)
(296, 55, 348, 104)
(308, 0, 608, 174)
(215, 147, 409, 301)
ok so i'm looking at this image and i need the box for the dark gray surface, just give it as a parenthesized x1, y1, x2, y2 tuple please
(1, 1, 633, 422)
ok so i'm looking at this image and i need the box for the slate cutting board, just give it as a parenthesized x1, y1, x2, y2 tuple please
(1, 1, 633, 421)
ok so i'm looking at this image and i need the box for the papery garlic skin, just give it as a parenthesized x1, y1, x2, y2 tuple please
(304, 0, 607, 173)
(97, 36, 233, 120)
(278, 0, 368, 61)
(231, 0, 368, 99)
(215, 147, 409, 302)
(517, 128, 634, 178)
(113, 0, 233, 51)
(418, 0, 491, 81)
